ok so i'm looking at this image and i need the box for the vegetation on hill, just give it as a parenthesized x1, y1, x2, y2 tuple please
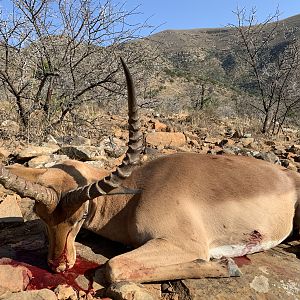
(0, 1, 299, 141)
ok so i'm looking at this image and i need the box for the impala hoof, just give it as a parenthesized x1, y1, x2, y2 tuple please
(226, 258, 242, 277)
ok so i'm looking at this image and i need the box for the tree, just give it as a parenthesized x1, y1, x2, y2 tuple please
(230, 8, 300, 134)
(188, 78, 213, 110)
(0, 0, 153, 137)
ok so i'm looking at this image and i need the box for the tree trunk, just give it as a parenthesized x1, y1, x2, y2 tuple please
(15, 96, 28, 128)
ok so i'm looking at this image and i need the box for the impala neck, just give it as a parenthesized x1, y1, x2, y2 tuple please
(83, 194, 134, 245)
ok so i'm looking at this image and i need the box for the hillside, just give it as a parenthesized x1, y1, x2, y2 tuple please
(148, 13, 300, 53)
(133, 13, 300, 125)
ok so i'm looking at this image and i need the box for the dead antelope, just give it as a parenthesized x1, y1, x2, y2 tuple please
(0, 59, 300, 284)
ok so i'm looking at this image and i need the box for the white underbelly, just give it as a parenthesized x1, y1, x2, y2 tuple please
(209, 239, 283, 259)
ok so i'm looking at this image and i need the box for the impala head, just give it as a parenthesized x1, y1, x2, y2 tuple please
(0, 58, 143, 273)
(34, 196, 89, 272)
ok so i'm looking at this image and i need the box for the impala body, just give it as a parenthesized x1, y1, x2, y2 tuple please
(0, 59, 300, 283)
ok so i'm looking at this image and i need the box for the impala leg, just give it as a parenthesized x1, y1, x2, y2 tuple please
(105, 238, 241, 283)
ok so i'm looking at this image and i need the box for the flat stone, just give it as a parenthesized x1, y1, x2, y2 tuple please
(1, 289, 57, 300)
(17, 144, 60, 159)
(0, 265, 32, 292)
(106, 282, 154, 300)
(146, 132, 186, 148)
(28, 154, 69, 168)
(176, 247, 300, 299)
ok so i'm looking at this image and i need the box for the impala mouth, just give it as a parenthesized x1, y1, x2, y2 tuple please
(47, 229, 76, 273)
(48, 258, 75, 273)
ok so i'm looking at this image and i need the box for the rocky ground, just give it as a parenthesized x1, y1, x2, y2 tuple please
(0, 114, 300, 299)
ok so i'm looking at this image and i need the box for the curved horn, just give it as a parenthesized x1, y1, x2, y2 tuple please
(62, 57, 143, 205)
(0, 164, 59, 212)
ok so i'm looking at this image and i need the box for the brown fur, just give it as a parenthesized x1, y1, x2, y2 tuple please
(7, 153, 300, 282)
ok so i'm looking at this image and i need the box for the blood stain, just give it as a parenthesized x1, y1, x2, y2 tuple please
(233, 256, 251, 267)
(0, 250, 101, 292)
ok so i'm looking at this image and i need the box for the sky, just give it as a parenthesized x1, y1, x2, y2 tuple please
(121, 0, 300, 35)
(0, 0, 299, 37)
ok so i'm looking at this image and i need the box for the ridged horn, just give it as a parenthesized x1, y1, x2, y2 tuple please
(0, 164, 59, 212)
(62, 57, 143, 205)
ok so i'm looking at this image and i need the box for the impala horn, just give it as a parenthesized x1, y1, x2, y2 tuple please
(61, 57, 143, 206)
(0, 58, 142, 212)
(0, 164, 59, 212)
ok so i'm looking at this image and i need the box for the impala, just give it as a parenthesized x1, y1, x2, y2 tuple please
(0, 59, 299, 283)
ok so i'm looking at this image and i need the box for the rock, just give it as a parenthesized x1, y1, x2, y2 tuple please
(264, 140, 276, 146)
(150, 119, 167, 132)
(0, 193, 23, 224)
(85, 159, 107, 169)
(287, 162, 298, 172)
(75, 274, 104, 291)
(189, 139, 200, 148)
(250, 275, 269, 293)
(280, 159, 290, 168)
(17, 144, 60, 159)
(217, 148, 236, 155)
(54, 284, 77, 300)
(27, 154, 69, 168)
(240, 137, 255, 147)
(146, 132, 186, 148)
(176, 247, 300, 299)
(57, 146, 104, 161)
(113, 128, 127, 140)
(287, 144, 300, 155)
(55, 135, 91, 146)
(254, 152, 280, 164)
(1, 120, 19, 136)
(0, 265, 31, 292)
(100, 137, 127, 158)
(203, 137, 221, 145)
(218, 139, 235, 147)
(231, 129, 243, 138)
(18, 198, 38, 221)
(106, 282, 154, 300)
(0, 147, 10, 162)
(294, 156, 300, 163)
(1, 289, 57, 300)
(273, 149, 285, 156)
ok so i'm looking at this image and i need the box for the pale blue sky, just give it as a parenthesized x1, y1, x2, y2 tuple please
(0, 0, 299, 36)
(122, 0, 299, 34)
